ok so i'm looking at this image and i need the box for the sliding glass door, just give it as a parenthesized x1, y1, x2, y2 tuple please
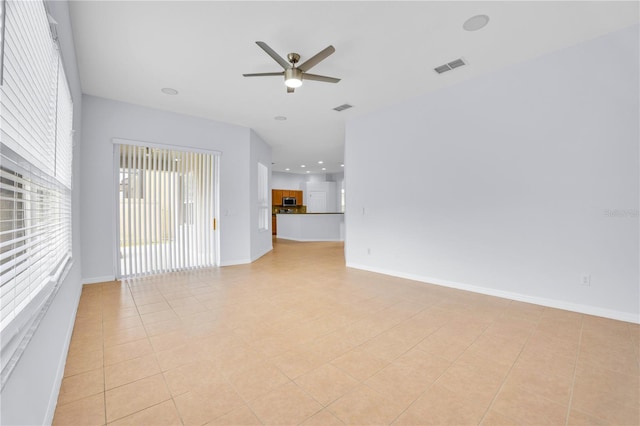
(115, 143, 218, 277)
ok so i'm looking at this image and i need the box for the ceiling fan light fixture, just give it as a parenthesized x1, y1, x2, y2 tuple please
(284, 68, 303, 88)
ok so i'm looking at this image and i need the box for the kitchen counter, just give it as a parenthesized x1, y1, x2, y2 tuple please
(296, 212, 344, 215)
(276, 213, 344, 241)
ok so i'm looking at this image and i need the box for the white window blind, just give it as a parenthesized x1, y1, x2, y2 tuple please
(1, 0, 58, 175)
(117, 144, 217, 277)
(257, 162, 269, 231)
(0, 0, 73, 387)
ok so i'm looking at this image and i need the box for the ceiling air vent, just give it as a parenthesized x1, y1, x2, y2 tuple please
(333, 103, 353, 112)
(434, 58, 467, 74)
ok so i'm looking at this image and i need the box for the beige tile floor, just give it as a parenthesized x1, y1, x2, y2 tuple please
(54, 240, 639, 425)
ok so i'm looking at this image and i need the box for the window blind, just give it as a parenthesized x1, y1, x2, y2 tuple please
(1, 0, 58, 175)
(0, 0, 73, 387)
(117, 144, 216, 277)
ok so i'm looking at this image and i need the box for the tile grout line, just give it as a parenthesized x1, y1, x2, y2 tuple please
(564, 314, 585, 426)
(104, 279, 172, 425)
(386, 303, 498, 425)
(145, 276, 188, 426)
(121, 282, 178, 425)
(101, 284, 108, 426)
(470, 308, 538, 425)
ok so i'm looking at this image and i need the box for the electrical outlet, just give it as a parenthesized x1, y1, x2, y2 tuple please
(581, 274, 591, 286)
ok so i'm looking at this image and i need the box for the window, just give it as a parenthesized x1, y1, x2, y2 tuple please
(257, 163, 269, 231)
(0, 0, 73, 387)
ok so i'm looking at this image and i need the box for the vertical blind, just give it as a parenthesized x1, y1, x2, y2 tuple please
(117, 144, 216, 277)
(0, 0, 73, 384)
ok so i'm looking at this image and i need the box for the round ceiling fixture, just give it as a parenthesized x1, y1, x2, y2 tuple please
(161, 87, 178, 95)
(463, 15, 490, 31)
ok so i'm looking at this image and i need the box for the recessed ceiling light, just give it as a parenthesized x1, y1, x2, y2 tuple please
(318, 160, 323, 164)
(340, 164, 344, 167)
(161, 88, 178, 95)
(301, 165, 306, 168)
(285, 168, 290, 171)
(322, 167, 326, 171)
(463, 15, 490, 31)
(306, 171, 310, 174)
(274, 116, 287, 121)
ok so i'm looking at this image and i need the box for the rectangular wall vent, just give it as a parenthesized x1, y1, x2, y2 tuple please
(333, 103, 353, 112)
(434, 58, 467, 74)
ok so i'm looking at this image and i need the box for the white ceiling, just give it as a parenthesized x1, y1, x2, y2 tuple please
(69, 1, 639, 174)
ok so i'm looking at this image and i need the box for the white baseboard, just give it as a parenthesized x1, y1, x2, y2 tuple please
(219, 259, 252, 267)
(346, 262, 640, 324)
(82, 275, 116, 285)
(251, 246, 273, 262)
(276, 237, 344, 242)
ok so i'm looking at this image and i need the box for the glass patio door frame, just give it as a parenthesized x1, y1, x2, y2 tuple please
(112, 138, 220, 278)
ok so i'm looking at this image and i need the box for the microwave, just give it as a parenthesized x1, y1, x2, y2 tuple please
(282, 197, 296, 206)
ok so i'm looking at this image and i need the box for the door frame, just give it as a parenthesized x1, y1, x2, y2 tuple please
(112, 138, 221, 278)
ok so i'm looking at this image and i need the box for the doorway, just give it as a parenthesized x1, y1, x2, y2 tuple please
(307, 191, 327, 213)
(115, 143, 219, 277)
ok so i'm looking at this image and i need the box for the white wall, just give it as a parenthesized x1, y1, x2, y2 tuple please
(250, 130, 274, 261)
(272, 171, 345, 190)
(345, 25, 639, 322)
(329, 172, 345, 212)
(272, 171, 306, 190)
(1, 2, 84, 425)
(81, 95, 258, 279)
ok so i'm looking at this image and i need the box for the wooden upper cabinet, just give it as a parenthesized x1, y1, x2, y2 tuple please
(272, 189, 304, 206)
(272, 189, 283, 206)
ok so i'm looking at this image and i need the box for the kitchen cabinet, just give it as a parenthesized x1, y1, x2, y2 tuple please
(272, 214, 277, 235)
(272, 189, 304, 206)
(272, 190, 283, 206)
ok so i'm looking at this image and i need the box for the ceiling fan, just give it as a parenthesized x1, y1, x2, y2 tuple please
(243, 41, 341, 93)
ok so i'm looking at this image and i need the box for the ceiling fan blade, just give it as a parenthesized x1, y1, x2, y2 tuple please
(256, 41, 290, 70)
(242, 72, 284, 77)
(303, 73, 341, 83)
(287, 87, 295, 94)
(298, 45, 335, 72)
